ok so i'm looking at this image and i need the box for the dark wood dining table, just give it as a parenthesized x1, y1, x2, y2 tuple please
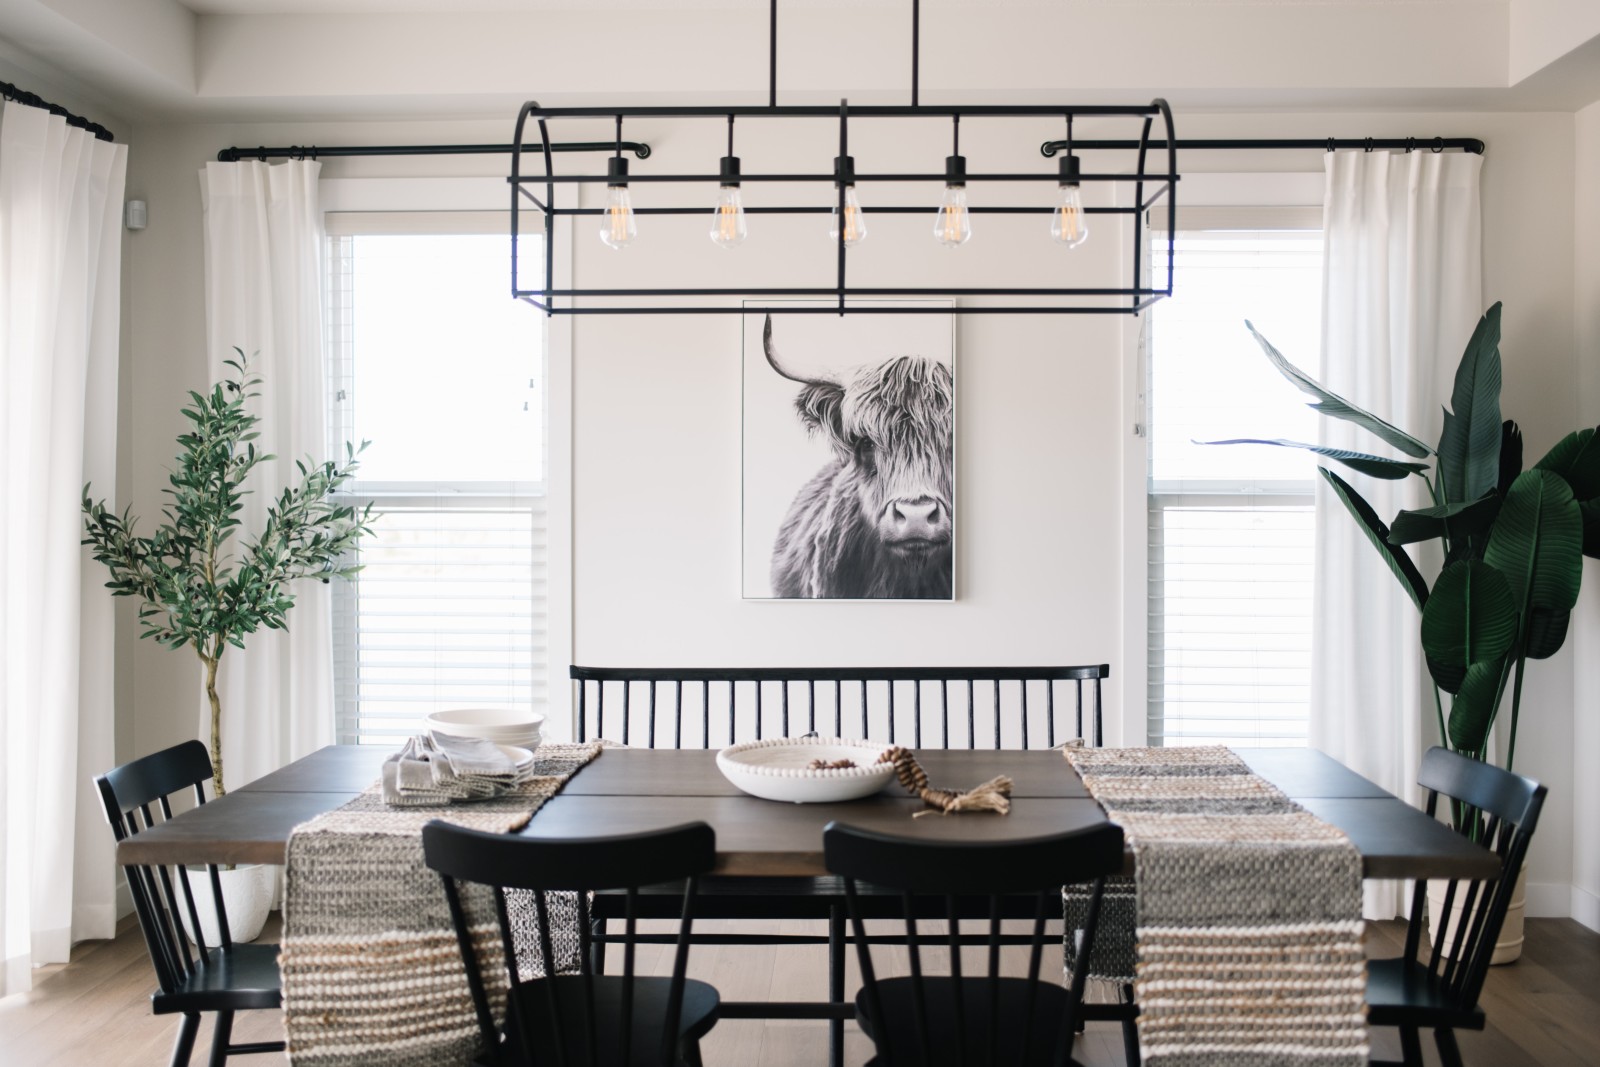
(115, 744, 1498, 883)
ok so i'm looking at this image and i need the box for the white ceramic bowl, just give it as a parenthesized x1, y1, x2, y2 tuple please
(426, 708, 544, 751)
(716, 737, 895, 804)
(497, 745, 536, 774)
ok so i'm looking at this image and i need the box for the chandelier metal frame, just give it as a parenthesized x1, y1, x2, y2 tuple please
(509, 2, 1178, 316)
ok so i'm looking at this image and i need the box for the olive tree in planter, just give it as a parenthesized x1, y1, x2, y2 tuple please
(1207, 302, 1599, 960)
(82, 353, 371, 942)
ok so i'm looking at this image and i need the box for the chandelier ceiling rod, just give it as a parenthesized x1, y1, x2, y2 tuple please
(912, 0, 919, 106)
(767, 0, 923, 106)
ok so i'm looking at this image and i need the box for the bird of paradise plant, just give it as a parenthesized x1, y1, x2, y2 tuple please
(1205, 303, 1598, 775)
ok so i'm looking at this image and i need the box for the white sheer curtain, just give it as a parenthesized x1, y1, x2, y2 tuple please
(0, 102, 126, 994)
(1312, 150, 1482, 918)
(199, 160, 333, 789)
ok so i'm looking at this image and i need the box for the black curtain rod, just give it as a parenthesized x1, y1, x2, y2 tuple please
(1041, 136, 1485, 156)
(218, 133, 1483, 165)
(0, 79, 114, 142)
(216, 140, 651, 162)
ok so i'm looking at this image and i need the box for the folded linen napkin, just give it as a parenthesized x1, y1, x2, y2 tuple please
(381, 734, 522, 807)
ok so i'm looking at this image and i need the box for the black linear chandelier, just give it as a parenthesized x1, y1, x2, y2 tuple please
(509, 0, 1177, 315)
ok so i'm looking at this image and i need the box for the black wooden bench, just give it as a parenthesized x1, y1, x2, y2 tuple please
(569, 664, 1114, 1067)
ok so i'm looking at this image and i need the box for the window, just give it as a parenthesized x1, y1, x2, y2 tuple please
(1146, 216, 1323, 747)
(326, 218, 547, 745)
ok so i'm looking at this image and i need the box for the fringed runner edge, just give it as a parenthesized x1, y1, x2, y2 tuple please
(1063, 744, 1369, 1067)
(279, 741, 602, 1067)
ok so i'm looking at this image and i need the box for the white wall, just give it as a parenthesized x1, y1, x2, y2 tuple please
(1571, 99, 1600, 932)
(120, 105, 1586, 915)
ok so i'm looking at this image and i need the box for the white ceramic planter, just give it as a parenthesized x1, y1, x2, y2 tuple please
(178, 863, 275, 946)
(1427, 863, 1526, 965)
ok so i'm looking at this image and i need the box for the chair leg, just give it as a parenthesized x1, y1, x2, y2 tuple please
(1119, 984, 1141, 1067)
(168, 1013, 201, 1067)
(1434, 1028, 1465, 1067)
(1398, 1025, 1424, 1067)
(682, 1037, 706, 1067)
(591, 916, 607, 975)
(207, 1011, 234, 1067)
(829, 905, 846, 1067)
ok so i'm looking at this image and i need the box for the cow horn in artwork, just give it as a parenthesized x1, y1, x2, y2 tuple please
(762, 314, 837, 387)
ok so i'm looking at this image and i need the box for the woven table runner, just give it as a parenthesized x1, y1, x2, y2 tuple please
(1063, 745, 1368, 1067)
(279, 741, 602, 1067)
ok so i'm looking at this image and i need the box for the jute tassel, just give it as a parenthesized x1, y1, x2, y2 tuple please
(878, 747, 1013, 817)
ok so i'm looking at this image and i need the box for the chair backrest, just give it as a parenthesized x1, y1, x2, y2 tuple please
(94, 740, 234, 996)
(823, 821, 1125, 1067)
(1403, 746, 1547, 1011)
(421, 820, 715, 1067)
(570, 664, 1111, 749)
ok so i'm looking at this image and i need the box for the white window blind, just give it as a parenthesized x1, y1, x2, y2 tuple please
(1146, 225, 1323, 748)
(326, 224, 547, 745)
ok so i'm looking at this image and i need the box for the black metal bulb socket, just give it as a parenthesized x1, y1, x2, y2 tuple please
(606, 156, 630, 188)
(944, 154, 968, 187)
(719, 155, 742, 188)
(1058, 153, 1082, 188)
(833, 154, 857, 187)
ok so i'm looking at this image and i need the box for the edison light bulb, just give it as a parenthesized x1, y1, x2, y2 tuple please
(710, 186, 747, 248)
(1051, 185, 1087, 247)
(935, 184, 972, 247)
(829, 185, 867, 247)
(599, 156, 636, 250)
(1051, 154, 1088, 248)
(600, 185, 637, 250)
(710, 154, 747, 249)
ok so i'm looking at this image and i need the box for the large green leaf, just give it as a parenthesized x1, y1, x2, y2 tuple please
(1448, 656, 1507, 756)
(1196, 438, 1430, 480)
(1420, 560, 1517, 694)
(1246, 322, 1433, 459)
(1498, 421, 1523, 497)
(1437, 303, 1503, 506)
(1483, 469, 1584, 626)
(1534, 426, 1600, 501)
(1320, 467, 1430, 611)
(1388, 495, 1502, 546)
(1524, 607, 1571, 661)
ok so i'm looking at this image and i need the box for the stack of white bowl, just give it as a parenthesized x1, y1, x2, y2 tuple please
(424, 708, 545, 754)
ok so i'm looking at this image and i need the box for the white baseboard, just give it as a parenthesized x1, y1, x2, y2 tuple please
(1572, 884, 1600, 932)
(1526, 881, 1572, 918)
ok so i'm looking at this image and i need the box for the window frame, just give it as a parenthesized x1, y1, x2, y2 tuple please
(1117, 176, 1323, 748)
(319, 178, 573, 741)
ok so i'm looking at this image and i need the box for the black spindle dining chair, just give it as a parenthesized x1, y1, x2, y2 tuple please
(1368, 746, 1547, 1067)
(94, 740, 284, 1067)
(421, 820, 721, 1067)
(824, 820, 1126, 1067)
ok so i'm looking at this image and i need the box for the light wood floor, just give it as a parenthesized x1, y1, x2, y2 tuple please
(2, 915, 1597, 1066)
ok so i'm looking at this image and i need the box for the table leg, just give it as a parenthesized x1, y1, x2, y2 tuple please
(829, 905, 846, 1067)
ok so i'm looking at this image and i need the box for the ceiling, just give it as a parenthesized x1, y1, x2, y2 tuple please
(1, 0, 1597, 127)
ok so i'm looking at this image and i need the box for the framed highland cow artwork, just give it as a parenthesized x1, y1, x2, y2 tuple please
(742, 301, 955, 600)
